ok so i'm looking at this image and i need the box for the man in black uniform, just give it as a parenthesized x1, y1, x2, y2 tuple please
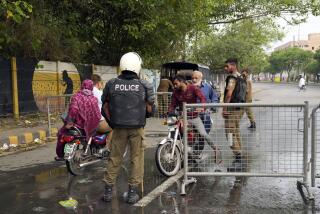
(101, 52, 154, 204)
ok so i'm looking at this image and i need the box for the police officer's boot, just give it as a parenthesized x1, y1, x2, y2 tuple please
(102, 184, 113, 202)
(227, 154, 244, 172)
(248, 122, 256, 129)
(127, 185, 139, 204)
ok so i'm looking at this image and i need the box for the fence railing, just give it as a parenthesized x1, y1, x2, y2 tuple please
(311, 104, 320, 187)
(181, 102, 312, 201)
(46, 94, 72, 136)
(154, 92, 172, 118)
(46, 92, 172, 136)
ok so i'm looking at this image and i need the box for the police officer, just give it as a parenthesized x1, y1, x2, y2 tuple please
(101, 52, 154, 204)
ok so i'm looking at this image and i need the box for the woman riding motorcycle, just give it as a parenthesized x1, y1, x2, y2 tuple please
(55, 79, 102, 161)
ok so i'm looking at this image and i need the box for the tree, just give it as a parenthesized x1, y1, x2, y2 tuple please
(268, 47, 314, 81)
(0, 0, 319, 66)
(0, 1, 32, 55)
(305, 50, 320, 80)
(189, 19, 282, 72)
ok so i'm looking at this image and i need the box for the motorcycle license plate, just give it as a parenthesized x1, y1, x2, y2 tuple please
(64, 144, 75, 155)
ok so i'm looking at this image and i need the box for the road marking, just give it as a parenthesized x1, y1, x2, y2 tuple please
(133, 170, 184, 207)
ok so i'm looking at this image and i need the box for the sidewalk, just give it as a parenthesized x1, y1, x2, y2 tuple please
(0, 122, 61, 149)
(0, 118, 167, 151)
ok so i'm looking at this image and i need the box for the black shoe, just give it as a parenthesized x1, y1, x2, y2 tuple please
(102, 184, 113, 202)
(227, 156, 245, 172)
(127, 185, 139, 204)
(248, 122, 256, 129)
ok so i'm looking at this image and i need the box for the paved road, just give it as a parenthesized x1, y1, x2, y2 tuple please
(0, 82, 320, 214)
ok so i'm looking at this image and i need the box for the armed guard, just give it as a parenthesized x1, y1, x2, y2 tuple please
(101, 52, 154, 204)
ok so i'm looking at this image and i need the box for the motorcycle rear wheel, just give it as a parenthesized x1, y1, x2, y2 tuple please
(66, 149, 85, 176)
(155, 141, 181, 177)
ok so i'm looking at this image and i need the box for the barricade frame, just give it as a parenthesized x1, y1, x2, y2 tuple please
(46, 94, 73, 137)
(311, 104, 320, 187)
(154, 92, 172, 118)
(181, 102, 313, 202)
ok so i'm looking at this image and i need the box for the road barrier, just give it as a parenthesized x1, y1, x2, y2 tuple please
(311, 104, 320, 187)
(154, 92, 172, 118)
(46, 95, 72, 136)
(46, 91, 171, 120)
(46, 92, 172, 135)
(181, 102, 313, 202)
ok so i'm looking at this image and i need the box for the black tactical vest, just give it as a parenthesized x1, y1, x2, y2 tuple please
(224, 75, 246, 103)
(108, 77, 146, 128)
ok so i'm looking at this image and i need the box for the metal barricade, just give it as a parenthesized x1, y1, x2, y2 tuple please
(154, 92, 172, 118)
(311, 104, 320, 187)
(46, 92, 172, 134)
(181, 102, 312, 201)
(46, 95, 72, 136)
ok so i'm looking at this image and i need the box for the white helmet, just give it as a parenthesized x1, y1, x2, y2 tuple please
(119, 52, 142, 75)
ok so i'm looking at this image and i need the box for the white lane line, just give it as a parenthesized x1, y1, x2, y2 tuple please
(133, 170, 184, 207)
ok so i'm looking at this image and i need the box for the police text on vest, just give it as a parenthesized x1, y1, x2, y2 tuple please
(115, 84, 140, 91)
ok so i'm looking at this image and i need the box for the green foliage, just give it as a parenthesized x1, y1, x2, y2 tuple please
(314, 49, 320, 63)
(268, 47, 314, 77)
(0, 1, 32, 54)
(0, 1, 32, 23)
(0, 0, 318, 67)
(189, 19, 282, 73)
(305, 60, 320, 75)
(305, 50, 320, 75)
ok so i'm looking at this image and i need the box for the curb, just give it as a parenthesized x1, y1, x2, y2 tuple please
(0, 143, 48, 158)
(0, 128, 58, 155)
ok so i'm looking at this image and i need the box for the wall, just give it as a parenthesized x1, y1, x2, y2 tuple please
(0, 58, 159, 115)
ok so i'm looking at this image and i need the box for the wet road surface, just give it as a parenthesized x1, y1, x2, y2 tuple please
(1, 146, 320, 214)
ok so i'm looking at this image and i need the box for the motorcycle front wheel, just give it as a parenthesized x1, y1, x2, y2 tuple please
(155, 141, 181, 177)
(66, 148, 85, 176)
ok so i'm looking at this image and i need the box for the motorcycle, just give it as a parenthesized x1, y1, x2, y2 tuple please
(57, 113, 115, 176)
(61, 126, 111, 176)
(298, 84, 307, 91)
(155, 111, 215, 177)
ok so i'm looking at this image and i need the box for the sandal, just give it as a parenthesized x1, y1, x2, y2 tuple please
(54, 156, 64, 161)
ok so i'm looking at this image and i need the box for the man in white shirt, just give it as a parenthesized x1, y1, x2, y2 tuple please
(298, 75, 306, 91)
(92, 74, 112, 135)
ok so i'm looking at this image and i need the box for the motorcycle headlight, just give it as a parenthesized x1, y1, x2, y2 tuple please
(167, 116, 177, 126)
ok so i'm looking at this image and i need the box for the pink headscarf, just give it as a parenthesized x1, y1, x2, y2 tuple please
(67, 79, 101, 138)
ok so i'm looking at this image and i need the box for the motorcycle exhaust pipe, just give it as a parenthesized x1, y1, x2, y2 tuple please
(98, 147, 110, 155)
(79, 159, 101, 168)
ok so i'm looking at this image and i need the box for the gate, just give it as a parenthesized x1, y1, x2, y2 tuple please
(311, 104, 320, 187)
(181, 102, 312, 201)
(154, 92, 172, 118)
(46, 95, 72, 136)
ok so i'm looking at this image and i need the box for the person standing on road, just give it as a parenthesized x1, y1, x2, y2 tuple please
(241, 68, 256, 129)
(101, 52, 154, 204)
(192, 70, 219, 134)
(157, 76, 173, 118)
(223, 58, 245, 172)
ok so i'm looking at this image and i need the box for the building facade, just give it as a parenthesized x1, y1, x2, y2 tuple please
(274, 33, 320, 52)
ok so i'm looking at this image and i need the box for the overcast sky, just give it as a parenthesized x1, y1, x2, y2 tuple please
(267, 15, 320, 52)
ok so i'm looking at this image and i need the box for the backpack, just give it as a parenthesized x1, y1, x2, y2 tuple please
(228, 75, 247, 103)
